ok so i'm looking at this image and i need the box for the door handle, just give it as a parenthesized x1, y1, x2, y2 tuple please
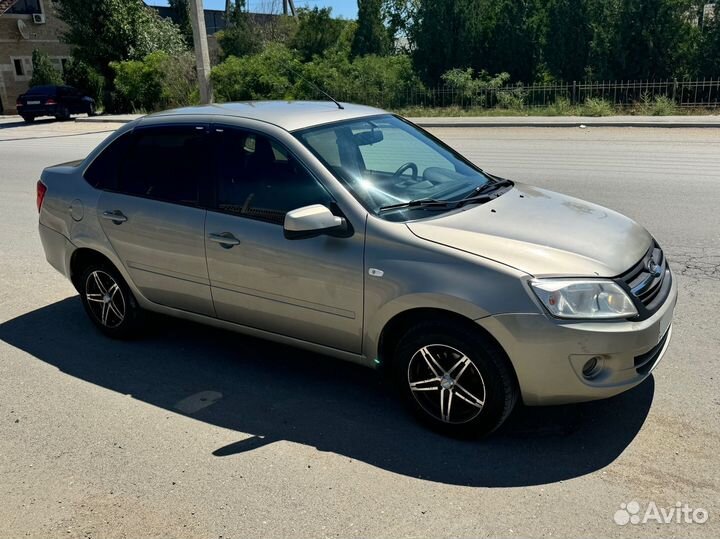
(101, 210, 128, 223)
(208, 232, 241, 247)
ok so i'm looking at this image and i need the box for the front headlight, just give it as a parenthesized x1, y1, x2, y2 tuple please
(530, 279, 638, 319)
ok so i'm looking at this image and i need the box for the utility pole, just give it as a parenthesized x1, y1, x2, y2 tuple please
(282, 0, 296, 16)
(189, 0, 213, 104)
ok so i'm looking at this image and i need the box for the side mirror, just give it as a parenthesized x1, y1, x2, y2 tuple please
(284, 204, 347, 240)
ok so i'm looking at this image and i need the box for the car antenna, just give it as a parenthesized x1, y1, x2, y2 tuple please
(285, 64, 344, 110)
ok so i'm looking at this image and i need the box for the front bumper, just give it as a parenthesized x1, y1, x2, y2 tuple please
(477, 272, 678, 406)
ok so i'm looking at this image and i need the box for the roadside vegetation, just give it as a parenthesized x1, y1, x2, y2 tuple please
(34, 0, 720, 115)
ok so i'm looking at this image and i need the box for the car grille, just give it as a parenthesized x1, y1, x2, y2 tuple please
(616, 242, 672, 318)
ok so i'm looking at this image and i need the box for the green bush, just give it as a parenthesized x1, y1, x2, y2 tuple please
(441, 68, 510, 107)
(63, 58, 105, 105)
(547, 96, 575, 115)
(29, 49, 63, 87)
(650, 95, 678, 116)
(299, 52, 422, 108)
(211, 43, 422, 109)
(111, 51, 197, 113)
(637, 93, 677, 116)
(495, 84, 527, 110)
(211, 44, 297, 102)
(582, 97, 614, 116)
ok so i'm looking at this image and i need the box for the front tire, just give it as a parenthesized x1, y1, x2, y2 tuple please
(79, 264, 142, 339)
(87, 103, 96, 117)
(392, 321, 518, 438)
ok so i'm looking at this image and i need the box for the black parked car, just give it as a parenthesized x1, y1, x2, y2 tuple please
(16, 85, 96, 123)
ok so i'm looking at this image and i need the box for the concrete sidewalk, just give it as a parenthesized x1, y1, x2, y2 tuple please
(75, 113, 720, 128)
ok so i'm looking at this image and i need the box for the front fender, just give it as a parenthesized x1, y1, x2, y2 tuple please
(363, 292, 492, 361)
(362, 217, 536, 361)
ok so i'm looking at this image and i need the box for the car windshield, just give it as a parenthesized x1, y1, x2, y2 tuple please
(296, 115, 497, 221)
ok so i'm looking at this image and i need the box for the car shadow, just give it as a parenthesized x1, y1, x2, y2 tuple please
(0, 297, 654, 487)
(0, 117, 58, 129)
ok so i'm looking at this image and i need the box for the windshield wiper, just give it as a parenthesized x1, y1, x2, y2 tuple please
(378, 198, 452, 213)
(463, 178, 514, 199)
(378, 179, 514, 214)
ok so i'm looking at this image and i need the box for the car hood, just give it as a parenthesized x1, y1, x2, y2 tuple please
(406, 183, 652, 277)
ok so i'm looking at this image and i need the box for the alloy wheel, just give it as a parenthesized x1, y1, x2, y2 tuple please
(407, 344, 486, 424)
(84, 270, 126, 328)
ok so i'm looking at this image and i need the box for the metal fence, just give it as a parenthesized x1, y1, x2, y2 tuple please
(324, 78, 720, 110)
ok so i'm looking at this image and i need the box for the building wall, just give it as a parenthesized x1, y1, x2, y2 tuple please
(0, 0, 71, 114)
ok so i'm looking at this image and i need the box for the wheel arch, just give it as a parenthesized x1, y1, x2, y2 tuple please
(69, 248, 117, 292)
(375, 307, 519, 390)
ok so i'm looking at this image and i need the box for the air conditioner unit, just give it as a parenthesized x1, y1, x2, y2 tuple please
(32, 13, 46, 24)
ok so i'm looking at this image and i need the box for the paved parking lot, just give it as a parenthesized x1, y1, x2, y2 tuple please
(1, 119, 718, 538)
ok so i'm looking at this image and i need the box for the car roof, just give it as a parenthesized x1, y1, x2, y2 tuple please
(145, 100, 387, 132)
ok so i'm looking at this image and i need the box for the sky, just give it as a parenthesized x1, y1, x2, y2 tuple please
(145, 0, 359, 19)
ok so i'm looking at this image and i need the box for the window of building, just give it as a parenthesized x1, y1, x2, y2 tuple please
(7, 0, 42, 15)
(11, 57, 32, 81)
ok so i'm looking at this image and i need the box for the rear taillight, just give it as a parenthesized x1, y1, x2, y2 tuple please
(36, 181, 47, 213)
(16, 97, 22, 106)
(45, 98, 57, 105)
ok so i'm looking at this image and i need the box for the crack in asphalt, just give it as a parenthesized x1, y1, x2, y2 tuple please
(666, 246, 720, 281)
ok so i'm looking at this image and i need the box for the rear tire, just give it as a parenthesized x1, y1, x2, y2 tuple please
(21, 115, 35, 123)
(392, 321, 518, 438)
(87, 103, 96, 117)
(79, 263, 143, 339)
(55, 106, 70, 121)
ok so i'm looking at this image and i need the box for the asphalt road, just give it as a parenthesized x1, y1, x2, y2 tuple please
(1, 119, 719, 539)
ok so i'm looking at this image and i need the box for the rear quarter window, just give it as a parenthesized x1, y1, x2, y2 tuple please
(83, 132, 132, 189)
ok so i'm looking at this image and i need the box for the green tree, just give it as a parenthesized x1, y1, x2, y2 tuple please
(351, 0, 390, 57)
(382, 0, 418, 51)
(290, 7, 345, 61)
(29, 49, 63, 87)
(614, 0, 692, 79)
(217, 0, 262, 59)
(168, 0, 194, 46)
(537, 0, 590, 82)
(585, 0, 695, 80)
(411, 0, 463, 83)
(56, 0, 186, 79)
(692, 3, 720, 77)
(63, 58, 105, 103)
(459, 0, 538, 83)
(413, 0, 538, 84)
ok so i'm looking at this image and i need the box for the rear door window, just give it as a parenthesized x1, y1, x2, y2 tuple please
(117, 125, 209, 206)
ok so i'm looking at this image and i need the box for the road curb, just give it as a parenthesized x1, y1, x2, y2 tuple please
(74, 115, 720, 128)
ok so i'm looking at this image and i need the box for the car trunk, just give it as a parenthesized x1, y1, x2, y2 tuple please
(18, 88, 58, 115)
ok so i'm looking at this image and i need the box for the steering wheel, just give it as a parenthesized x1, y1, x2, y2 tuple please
(393, 162, 419, 182)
